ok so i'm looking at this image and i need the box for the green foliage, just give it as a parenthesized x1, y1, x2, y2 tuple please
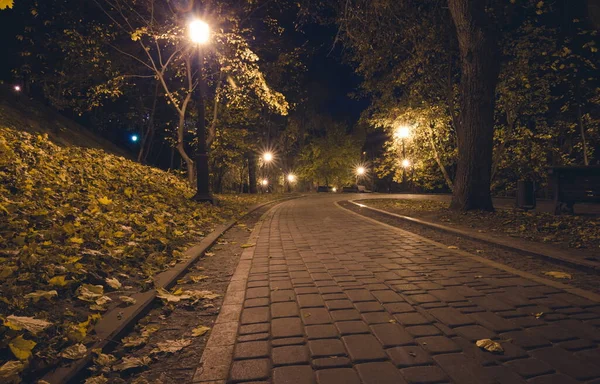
(0, 126, 270, 381)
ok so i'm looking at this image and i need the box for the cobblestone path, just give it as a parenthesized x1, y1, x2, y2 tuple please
(193, 196, 600, 384)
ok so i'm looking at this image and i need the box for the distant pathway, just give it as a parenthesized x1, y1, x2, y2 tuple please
(194, 195, 600, 384)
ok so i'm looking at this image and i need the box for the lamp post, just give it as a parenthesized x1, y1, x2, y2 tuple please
(261, 152, 273, 193)
(189, 19, 213, 203)
(287, 173, 296, 193)
(355, 166, 366, 185)
(395, 126, 411, 189)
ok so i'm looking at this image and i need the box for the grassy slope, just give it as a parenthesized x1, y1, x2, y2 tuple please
(0, 120, 273, 381)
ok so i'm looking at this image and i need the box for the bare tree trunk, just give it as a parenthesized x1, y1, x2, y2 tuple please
(576, 80, 589, 166)
(448, 0, 500, 211)
(176, 112, 195, 185)
(248, 152, 258, 194)
(426, 122, 454, 191)
(138, 82, 160, 163)
(491, 107, 519, 181)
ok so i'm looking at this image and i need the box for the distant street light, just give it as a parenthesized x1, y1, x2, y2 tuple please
(332, 187, 337, 192)
(263, 152, 273, 163)
(189, 18, 213, 203)
(261, 179, 269, 186)
(287, 174, 296, 183)
(131, 134, 139, 143)
(394, 125, 411, 139)
(402, 159, 411, 168)
(395, 125, 412, 188)
(356, 166, 366, 176)
(13, 85, 21, 92)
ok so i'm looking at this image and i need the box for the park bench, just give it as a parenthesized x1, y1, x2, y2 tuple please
(549, 166, 600, 214)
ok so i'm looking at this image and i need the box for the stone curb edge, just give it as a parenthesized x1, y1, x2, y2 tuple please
(191, 204, 277, 383)
(336, 201, 600, 304)
(349, 199, 600, 273)
(42, 195, 302, 384)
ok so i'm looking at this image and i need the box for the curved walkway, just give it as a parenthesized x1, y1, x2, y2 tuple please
(193, 195, 600, 384)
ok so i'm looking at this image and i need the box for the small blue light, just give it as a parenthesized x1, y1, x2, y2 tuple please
(131, 134, 139, 142)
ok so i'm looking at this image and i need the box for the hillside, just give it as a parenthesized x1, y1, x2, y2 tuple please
(0, 120, 270, 382)
(0, 85, 130, 157)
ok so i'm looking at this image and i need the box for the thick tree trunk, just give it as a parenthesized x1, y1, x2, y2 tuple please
(248, 152, 258, 194)
(448, 0, 500, 211)
(176, 113, 195, 186)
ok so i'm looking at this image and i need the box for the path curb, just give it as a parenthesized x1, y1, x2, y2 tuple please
(42, 195, 302, 384)
(349, 200, 600, 273)
(338, 201, 600, 303)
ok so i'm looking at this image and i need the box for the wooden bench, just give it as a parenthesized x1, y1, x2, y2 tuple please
(549, 166, 600, 214)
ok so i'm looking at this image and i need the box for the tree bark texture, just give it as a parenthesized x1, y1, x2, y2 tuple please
(448, 0, 500, 211)
(248, 152, 258, 194)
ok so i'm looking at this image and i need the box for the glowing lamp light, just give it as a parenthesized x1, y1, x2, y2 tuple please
(14, 85, 21, 92)
(395, 126, 411, 139)
(356, 166, 366, 176)
(402, 159, 411, 168)
(287, 174, 296, 183)
(131, 134, 139, 142)
(261, 179, 269, 186)
(189, 19, 210, 44)
(263, 152, 273, 162)
(332, 187, 337, 192)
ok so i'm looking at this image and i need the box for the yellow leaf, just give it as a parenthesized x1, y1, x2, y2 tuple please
(543, 271, 571, 279)
(124, 187, 133, 197)
(241, 243, 256, 248)
(190, 275, 208, 283)
(447, 246, 459, 250)
(191, 325, 211, 337)
(69, 237, 84, 244)
(476, 339, 504, 354)
(5, 315, 52, 334)
(0, 0, 14, 10)
(49, 275, 68, 286)
(9, 335, 36, 360)
(97, 196, 112, 205)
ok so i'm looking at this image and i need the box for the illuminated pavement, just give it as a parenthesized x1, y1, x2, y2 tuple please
(193, 195, 600, 384)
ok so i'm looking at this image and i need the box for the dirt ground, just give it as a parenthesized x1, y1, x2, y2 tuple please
(81, 205, 271, 384)
(340, 202, 600, 295)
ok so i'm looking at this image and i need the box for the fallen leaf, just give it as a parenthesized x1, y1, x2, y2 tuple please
(543, 271, 571, 279)
(119, 296, 137, 306)
(476, 250, 484, 254)
(9, 335, 36, 360)
(85, 376, 109, 384)
(189, 275, 209, 283)
(5, 315, 52, 334)
(150, 339, 192, 355)
(105, 277, 122, 290)
(534, 312, 544, 319)
(204, 252, 215, 257)
(476, 339, 504, 354)
(156, 287, 191, 303)
(24, 290, 58, 302)
(241, 243, 256, 248)
(184, 290, 220, 300)
(97, 196, 112, 205)
(94, 296, 112, 306)
(60, 343, 88, 360)
(77, 284, 104, 302)
(191, 325, 211, 337)
(447, 246, 459, 250)
(0, 360, 24, 383)
(93, 353, 116, 367)
(48, 275, 69, 286)
(113, 356, 152, 371)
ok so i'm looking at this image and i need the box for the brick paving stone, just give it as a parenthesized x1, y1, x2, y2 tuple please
(383, 302, 415, 314)
(271, 280, 293, 290)
(484, 366, 528, 384)
(504, 358, 554, 378)
(355, 301, 385, 313)
(229, 358, 271, 382)
(416, 336, 461, 354)
(272, 290, 296, 302)
(301, 308, 333, 325)
(330, 309, 362, 321)
(400, 366, 449, 384)
(529, 324, 578, 342)
(356, 362, 408, 384)
(238, 333, 270, 342)
(306, 324, 338, 339)
(345, 289, 376, 302)
(335, 321, 370, 335)
(273, 365, 315, 384)
(312, 357, 352, 369)
(316, 368, 361, 384)
(239, 323, 270, 335)
(501, 330, 552, 349)
(325, 299, 354, 310)
(370, 323, 414, 347)
(241, 307, 270, 324)
(322, 293, 347, 301)
(387, 346, 433, 367)
(407, 294, 440, 304)
(433, 353, 497, 384)
(454, 325, 497, 341)
(395, 312, 432, 326)
(557, 338, 596, 351)
(527, 373, 579, 384)
(295, 287, 320, 294)
(531, 347, 600, 380)
(469, 311, 520, 332)
(247, 287, 270, 299)
(272, 345, 310, 366)
(244, 298, 270, 308)
(372, 290, 404, 303)
(298, 294, 325, 308)
(405, 325, 442, 337)
(271, 302, 299, 318)
(272, 337, 305, 347)
(342, 334, 387, 362)
(362, 311, 394, 324)
(272, 317, 303, 338)
(308, 339, 347, 357)
(428, 307, 476, 328)
(234, 341, 270, 359)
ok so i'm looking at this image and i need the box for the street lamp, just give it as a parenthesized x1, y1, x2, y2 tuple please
(189, 18, 213, 203)
(130, 134, 139, 143)
(395, 125, 411, 188)
(263, 152, 273, 163)
(287, 174, 296, 183)
(402, 159, 411, 168)
(355, 166, 366, 185)
(13, 85, 21, 92)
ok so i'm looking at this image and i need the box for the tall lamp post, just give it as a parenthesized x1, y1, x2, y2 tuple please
(355, 166, 366, 186)
(189, 19, 213, 203)
(261, 152, 273, 192)
(395, 126, 411, 188)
